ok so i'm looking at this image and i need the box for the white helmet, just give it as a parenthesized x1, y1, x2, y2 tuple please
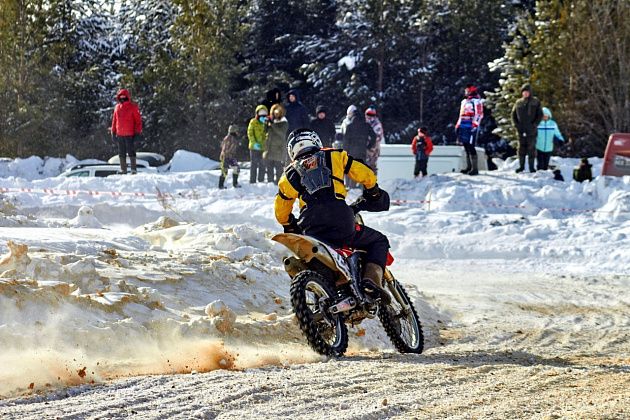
(287, 129, 323, 161)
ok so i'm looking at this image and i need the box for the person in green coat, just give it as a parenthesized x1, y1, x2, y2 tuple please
(511, 83, 543, 173)
(247, 104, 268, 183)
(264, 103, 289, 183)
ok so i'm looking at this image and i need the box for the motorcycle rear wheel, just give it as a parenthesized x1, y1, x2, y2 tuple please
(290, 270, 348, 357)
(379, 279, 424, 354)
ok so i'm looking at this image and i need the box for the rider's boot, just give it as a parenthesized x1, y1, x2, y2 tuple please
(362, 262, 391, 305)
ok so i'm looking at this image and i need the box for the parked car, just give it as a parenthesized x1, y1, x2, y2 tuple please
(108, 152, 166, 168)
(60, 162, 155, 177)
(602, 133, 630, 177)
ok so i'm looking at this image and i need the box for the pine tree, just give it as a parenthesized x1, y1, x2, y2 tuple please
(486, 10, 536, 147)
(0, 1, 47, 156)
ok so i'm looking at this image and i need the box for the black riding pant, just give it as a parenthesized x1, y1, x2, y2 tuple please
(300, 201, 390, 269)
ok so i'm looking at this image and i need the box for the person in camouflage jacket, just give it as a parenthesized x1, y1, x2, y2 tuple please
(219, 125, 241, 189)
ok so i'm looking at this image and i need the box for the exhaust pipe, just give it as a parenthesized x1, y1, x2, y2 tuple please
(329, 297, 356, 314)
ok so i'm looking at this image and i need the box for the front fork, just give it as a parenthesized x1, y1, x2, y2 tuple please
(384, 269, 411, 311)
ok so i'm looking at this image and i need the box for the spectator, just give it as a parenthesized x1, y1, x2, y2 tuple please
(573, 158, 593, 183)
(536, 107, 565, 171)
(455, 84, 483, 176)
(411, 127, 434, 177)
(219, 125, 241, 189)
(247, 104, 268, 183)
(111, 89, 142, 174)
(365, 106, 384, 174)
(310, 105, 336, 148)
(512, 83, 543, 173)
(341, 105, 376, 188)
(263, 87, 282, 112)
(285, 89, 310, 134)
(264, 104, 288, 183)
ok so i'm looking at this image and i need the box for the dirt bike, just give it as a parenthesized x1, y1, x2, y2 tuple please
(272, 215, 423, 357)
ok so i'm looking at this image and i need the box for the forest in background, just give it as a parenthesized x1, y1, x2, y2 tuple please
(0, 0, 628, 161)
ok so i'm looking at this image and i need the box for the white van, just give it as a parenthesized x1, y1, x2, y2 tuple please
(377, 144, 487, 182)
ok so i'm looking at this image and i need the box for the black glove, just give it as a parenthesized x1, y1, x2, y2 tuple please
(355, 185, 390, 212)
(283, 214, 301, 234)
(363, 184, 382, 201)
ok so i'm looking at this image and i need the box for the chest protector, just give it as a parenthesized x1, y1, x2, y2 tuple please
(291, 151, 335, 203)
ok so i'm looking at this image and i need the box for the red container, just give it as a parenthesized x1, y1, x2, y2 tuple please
(602, 133, 630, 177)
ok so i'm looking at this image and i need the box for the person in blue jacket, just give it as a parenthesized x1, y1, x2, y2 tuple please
(536, 107, 564, 171)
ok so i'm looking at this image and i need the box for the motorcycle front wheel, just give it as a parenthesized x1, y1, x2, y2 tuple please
(290, 270, 348, 357)
(379, 279, 424, 354)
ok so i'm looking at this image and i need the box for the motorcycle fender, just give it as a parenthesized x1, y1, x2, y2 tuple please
(272, 233, 352, 282)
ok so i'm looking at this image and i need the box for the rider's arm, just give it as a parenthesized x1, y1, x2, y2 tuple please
(274, 174, 299, 225)
(342, 151, 376, 189)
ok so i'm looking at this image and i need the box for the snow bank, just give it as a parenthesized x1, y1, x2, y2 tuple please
(0, 156, 75, 180)
(167, 150, 219, 172)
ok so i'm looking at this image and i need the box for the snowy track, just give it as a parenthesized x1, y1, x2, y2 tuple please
(0, 160, 629, 418)
(1, 269, 628, 419)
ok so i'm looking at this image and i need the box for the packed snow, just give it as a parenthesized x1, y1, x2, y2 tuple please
(0, 152, 628, 418)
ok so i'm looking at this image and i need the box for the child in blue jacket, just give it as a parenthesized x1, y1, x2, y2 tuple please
(536, 107, 564, 170)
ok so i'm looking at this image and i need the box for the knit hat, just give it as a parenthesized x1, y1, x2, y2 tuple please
(316, 105, 326, 114)
(365, 106, 377, 117)
(346, 105, 357, 117)
(228, 125, 238, 135)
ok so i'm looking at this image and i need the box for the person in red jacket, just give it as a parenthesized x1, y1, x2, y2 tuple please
(111, 89, 142, 174)
(411, 127, 433, 177)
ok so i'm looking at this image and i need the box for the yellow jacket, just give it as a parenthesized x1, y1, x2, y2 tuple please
(274, 149, 376, 225)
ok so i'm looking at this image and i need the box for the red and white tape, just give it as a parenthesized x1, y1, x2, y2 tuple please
(391, 198, 600, 214)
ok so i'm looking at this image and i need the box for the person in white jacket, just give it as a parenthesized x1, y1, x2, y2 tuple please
(536, 107, 564, 170)
(455, 84, 484, 175)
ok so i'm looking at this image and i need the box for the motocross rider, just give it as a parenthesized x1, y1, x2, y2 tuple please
(274, 128, 391, 302)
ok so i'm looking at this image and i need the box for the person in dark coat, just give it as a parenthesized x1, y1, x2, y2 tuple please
(573, 158, 593, 182)
(341, 105, 376, 188)
(512, 83, 544, 173)
(310, 105, 336, 148)
(263, 88, 282, 112)
(285, 89, 310, 134)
